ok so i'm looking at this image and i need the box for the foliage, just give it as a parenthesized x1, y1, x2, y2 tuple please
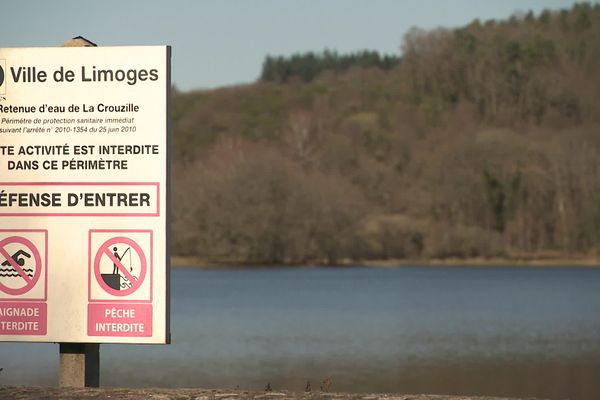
(260, 50, 399, 83)
(172, 3, 600, 264)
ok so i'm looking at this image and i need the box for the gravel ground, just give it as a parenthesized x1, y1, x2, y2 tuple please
(0, 386, 546, 400)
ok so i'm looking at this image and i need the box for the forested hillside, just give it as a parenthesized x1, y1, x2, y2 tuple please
(172, 3, 600, 265)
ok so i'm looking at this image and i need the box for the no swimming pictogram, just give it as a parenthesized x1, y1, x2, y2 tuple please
(93, 236, 147, 297)
(0, 236, 42, 296)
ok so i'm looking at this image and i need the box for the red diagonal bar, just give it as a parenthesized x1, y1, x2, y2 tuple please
(102, 247, 137, 284)
(0, 246, 33, 284)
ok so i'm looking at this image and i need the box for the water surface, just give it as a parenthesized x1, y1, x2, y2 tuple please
(1, 266, 599, 399)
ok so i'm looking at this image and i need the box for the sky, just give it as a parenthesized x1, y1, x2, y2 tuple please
(1, 0, 592, 91)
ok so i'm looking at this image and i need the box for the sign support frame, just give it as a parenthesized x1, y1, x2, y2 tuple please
(59, 343, 99, 387)
(56, 37, 100, 389)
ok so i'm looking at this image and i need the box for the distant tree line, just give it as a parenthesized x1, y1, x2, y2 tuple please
(401, 2, 599, 125)
(260, 50, 399, 83)
(172, 3, 600, 265)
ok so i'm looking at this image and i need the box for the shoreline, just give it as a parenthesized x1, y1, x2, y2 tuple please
(0, 386, 547, 400)
(171, 254, 600, 269)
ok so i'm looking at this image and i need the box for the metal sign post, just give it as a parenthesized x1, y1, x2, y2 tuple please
(58, 37, 99, 389)
(59, 343, 99, 387)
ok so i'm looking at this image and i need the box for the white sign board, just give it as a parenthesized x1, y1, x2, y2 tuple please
(0, 46, 170, 344)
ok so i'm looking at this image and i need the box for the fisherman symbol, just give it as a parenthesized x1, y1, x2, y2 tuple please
(109, 246, 134, 287)
(95, 236, 147, 297)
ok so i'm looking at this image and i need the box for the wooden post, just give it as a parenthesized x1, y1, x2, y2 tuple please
(59, 343, 100, 387)
(58, 36, 99, 388)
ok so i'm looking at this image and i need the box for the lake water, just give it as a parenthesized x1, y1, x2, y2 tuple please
(1, 266, 599, 400)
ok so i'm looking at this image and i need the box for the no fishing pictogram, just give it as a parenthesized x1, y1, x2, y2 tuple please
(93, 236, 147, 297)
(0, 235, 43, 296)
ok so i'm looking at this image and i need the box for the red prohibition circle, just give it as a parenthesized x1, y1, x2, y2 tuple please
(93, 236, 147, 297)
(0, 236, 42, 296)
